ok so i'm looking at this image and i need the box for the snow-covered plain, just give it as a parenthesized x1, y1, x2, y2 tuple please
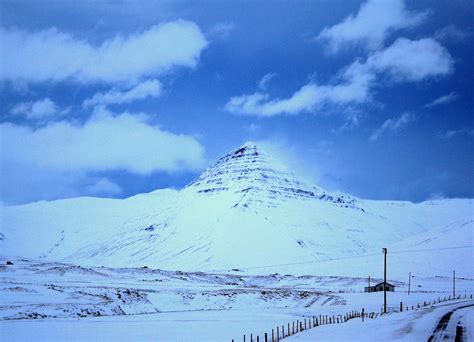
(1, 257, 473, 341)
(1, 142, 473, 340)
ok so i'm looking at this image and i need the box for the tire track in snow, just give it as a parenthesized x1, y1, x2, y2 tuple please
(427, 304, 474, 341)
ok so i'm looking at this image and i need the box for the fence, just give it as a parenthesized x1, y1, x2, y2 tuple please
(231, 293, 473, 342)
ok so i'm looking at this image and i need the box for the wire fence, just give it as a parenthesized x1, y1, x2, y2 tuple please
(231, 293, 474, 342)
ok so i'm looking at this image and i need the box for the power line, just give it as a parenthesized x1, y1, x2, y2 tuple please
(209, 245, 474, 273)
(390, 245, 474, 255)
(209, 252, 381, 272)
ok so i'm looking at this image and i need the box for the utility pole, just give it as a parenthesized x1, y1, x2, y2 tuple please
(408, 272, 411, 295)
(453, 270, 456, 298)
(383, 248, 387, 314)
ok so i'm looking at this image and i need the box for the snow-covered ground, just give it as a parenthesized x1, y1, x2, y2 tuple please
(1, 257, 473, 340)
(285, 300, 474, 341)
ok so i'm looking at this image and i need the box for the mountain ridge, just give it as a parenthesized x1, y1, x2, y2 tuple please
(1, 142, 472, 277)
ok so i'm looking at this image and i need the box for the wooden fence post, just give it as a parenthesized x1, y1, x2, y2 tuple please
(400, 302, 403, 312)
(272, 329, 274, 342)
(264, 333, 267, 342)
(250, 334, 253, 342)
(257, 336, 259, 342)
(288, 323, 290, 335)
(244, 335, 246, 342)
(292, 321, 295, 335)
(277, 326, 279, 341)
(282, 325, 284, 338)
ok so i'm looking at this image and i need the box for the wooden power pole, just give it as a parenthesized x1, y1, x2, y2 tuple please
(383, 248, 387, 314)
(408, 272, 411, 295)
(453, 270, 456, 298)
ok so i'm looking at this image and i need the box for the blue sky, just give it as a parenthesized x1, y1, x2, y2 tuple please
(0, 0, 473, 204)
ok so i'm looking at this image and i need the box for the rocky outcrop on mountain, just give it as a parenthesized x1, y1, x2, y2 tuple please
(186, 142, 361, 210)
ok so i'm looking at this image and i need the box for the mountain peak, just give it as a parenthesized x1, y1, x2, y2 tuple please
(184, 142, 360, 210)
(240, 140, 258, 148)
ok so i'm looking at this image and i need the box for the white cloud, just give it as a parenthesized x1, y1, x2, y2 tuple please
(332, 109, 363, 133)
(83, 79, 162, 108)
(226, 38, 453, 117)
(85, 177, 123, 196)
(11, 98, 68, 120)
(366, 38, 453, 82)
(443, 129, 474, 139)
(317, 0, 428, 52)
(258, 72, 277, 91)
(0, 20, 208, 83)
(435, 25, 471, 43)
(244, 123, 261, 133)
(1, 107, 205, 175)
(226, 60, 376, 117)
(444, 130, 458, 139)
(0, 107, 206, 203)
(210, 22, 236, 39)
(224, 75, 369, 117)
(425, 92, 458, 108)
(427, 192, 446, 200)
(370, 112, 415, 141)
(226, 84, 326, 117)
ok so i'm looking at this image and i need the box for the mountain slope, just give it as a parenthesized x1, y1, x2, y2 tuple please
(1, 142, 472, 277)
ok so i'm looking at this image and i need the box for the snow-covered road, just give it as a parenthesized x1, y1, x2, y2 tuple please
(286, 300, 474, 342)
(428, 304, 474, 341)
(459, 306, 474, 341)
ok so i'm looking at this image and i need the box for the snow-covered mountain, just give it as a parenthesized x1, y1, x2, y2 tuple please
(1, 142, 472, 277)
(185, 143, 359, 210)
